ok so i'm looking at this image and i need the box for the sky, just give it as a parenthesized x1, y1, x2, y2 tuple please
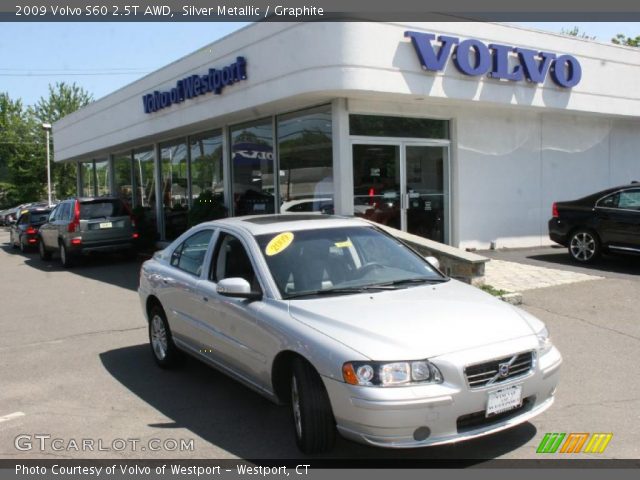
(0, 22, 638, 107)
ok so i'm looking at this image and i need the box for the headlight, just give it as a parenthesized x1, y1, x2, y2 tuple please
(342, 360, 443, 386)
(537, 326, 553, 355)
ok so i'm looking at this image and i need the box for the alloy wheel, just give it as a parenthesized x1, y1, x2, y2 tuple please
(291, 376, 303, 439)
(570, 232, 596, 261)
(150, 315, 168, 361)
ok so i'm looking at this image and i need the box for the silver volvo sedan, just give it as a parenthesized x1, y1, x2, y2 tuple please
(138, 215, 562, 454)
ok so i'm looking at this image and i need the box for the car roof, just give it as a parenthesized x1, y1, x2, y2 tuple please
(203, 214, 373, 236)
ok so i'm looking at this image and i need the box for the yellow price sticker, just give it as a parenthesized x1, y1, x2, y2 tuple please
(265, 232, 295, 256)
(334, 240, 352, 248)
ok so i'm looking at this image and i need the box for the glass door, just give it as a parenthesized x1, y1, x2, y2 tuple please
(352, 144, 401, 231)
(352, 142, 449, 243)
(404, 145, 448, 243)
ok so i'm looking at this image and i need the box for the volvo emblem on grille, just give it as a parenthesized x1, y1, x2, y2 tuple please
(498, 362, 510, 377)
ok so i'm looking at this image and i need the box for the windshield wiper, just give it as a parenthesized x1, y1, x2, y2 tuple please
(285, 285, 396, 299)
(374, 277, 449, 288)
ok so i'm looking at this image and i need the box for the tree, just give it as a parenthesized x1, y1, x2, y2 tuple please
(0, 93, 44, 206)
(33, 82, 93, 199)
(611, 34, 640, 47)
(560, 27, 596, 40)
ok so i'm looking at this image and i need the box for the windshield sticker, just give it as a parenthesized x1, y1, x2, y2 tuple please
(265, 232, 294, 256)
(334, 240, 352, 248)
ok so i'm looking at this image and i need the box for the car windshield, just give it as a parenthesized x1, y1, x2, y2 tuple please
(255, 226, 447, 299)
(79, 200, 127, 219)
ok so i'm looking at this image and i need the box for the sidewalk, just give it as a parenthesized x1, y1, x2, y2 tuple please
(484, 258, 604, 293)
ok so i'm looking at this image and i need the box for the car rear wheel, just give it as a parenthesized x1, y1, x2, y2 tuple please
(149, 305, 180, 368)
(59, 243, 75, 268)
(569, 229, 601, 263)
(39, 239, 52, 260)
(19, 236, 26, 253)
(290, 358, 336, 454)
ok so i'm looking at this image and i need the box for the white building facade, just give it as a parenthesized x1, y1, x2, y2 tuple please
(53, 22, 640, 248)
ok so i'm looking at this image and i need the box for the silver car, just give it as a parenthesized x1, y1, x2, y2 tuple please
(138, 215, 562, 453)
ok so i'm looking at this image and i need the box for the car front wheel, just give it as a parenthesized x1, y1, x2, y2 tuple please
(149, 305, 180, 368)
(569, 229, 600, 263)
(290, 358, 336, 454)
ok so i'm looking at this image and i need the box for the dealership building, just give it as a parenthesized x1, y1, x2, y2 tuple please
(53, 22, 640, 249)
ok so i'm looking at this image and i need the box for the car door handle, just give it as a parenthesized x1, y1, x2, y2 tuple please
(202, 296, 208, 302)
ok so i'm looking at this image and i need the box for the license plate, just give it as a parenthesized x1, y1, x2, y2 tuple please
(486, 384, 523, 417)
(99, 222, 113, 229)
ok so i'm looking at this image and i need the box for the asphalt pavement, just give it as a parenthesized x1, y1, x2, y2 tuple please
(0, 229, 638, 461)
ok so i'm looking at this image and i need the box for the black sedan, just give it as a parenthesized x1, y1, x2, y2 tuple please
(10, 206, 52, 252)
(548, 183, 640, 263)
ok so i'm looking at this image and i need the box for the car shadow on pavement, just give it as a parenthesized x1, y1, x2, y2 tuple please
(99, 344, 537, 462)
(1, 241, 143, 292)
(527, 251, 640, 276)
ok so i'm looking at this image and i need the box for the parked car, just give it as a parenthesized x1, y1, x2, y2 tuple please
(10, 206, 52, 252)
(38, 197, 138, 267)
(139, 214, 562, 453)
(548, 183, 640, 263)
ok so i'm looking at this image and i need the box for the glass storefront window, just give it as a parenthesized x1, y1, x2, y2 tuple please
(94, 159, 111, 197)
(113, 152, 133, 207)
(277, 105, 333, 214)
(349, 115, 449, 139)
(230, 119, 275, 216)
(80, 161, 95, 197)
(160, 139, 189, 240)
(133, 147, 157, 237)
(189, 130, 226, 224)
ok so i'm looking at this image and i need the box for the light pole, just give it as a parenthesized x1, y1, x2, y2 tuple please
(42, 123, 52, 206)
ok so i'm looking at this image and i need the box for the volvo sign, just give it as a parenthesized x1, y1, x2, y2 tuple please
(405, 31, 582, 88)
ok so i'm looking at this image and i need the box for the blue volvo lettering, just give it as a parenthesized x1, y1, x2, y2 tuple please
(143, 56, 247, 114)
(405, 31, 581, 88)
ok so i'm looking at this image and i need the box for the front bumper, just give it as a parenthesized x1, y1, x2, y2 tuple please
(323, 340, 562, 448)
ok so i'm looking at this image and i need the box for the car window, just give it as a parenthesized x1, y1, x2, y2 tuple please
(170, 229, 214, 277)
(18, 214, 29, 225)
(59, 202, 71, 221)
(30, 211, 51, 224)
(211, 233, 260, 291)
(617, 190, 640, 210)
(48, 206, 58, 222)
(79, 199, 127, 219)
(598, 193, 619, 209)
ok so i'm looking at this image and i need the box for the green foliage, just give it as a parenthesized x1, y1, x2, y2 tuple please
(611, 34, 640, 47)
(560, 26, 596, 40)
(0, 82, 93, 207)
(479, 284, 510, 297)
(188, 190, 227, 227)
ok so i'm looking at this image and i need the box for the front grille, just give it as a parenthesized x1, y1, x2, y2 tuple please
(456, 396, 533, 433)
(464, 351, 534, 389)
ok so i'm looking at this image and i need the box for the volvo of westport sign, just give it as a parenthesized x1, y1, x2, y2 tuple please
(142, 56, 247, 114)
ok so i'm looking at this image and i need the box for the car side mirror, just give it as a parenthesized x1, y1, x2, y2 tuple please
(425, 256, 440, 270)
(217, 278, 262, 300)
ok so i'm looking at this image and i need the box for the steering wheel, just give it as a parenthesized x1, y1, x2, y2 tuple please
(354, 262, 385, 278)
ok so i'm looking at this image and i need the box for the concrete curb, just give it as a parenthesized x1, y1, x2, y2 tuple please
(499, 292, 523, 305)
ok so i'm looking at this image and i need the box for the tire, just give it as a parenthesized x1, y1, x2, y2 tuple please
(568, 229, 601, 263)
(19, 236, 26, 253)
(148, 305, 180, 369)
(39, 239, 52, 261)
(59, 242, 75, 268)
(290, 358, 336, 454)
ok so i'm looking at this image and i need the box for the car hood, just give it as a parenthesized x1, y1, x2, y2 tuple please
(287, 280, 536, 360)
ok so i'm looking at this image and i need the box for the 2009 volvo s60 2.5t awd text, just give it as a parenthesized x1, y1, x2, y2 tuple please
(138, 215, 562, 453)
